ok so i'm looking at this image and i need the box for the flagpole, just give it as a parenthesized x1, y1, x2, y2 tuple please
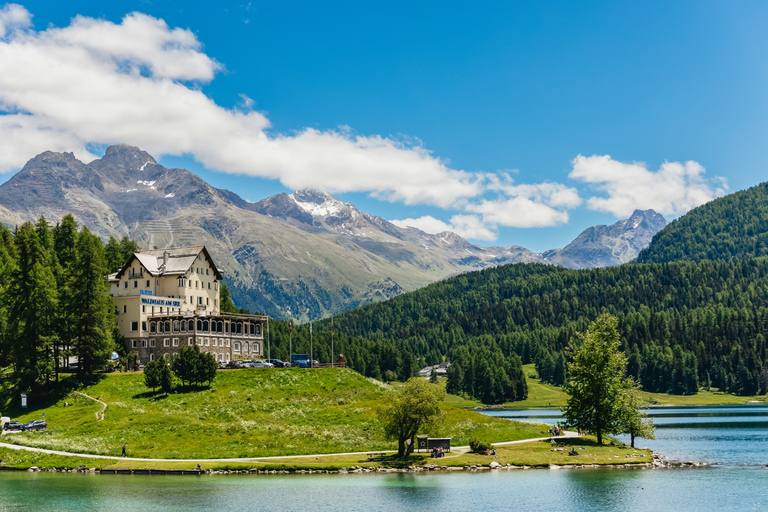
(266, 316, 270, 361)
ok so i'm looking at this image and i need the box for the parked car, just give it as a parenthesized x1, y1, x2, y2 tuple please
(2, 421, 24, 431)
(250, 361, 274, 369)
(266, 359, 288, 368)
(24, 420, 47, 431)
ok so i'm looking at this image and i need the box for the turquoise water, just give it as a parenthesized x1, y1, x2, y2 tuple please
(483, 404, 768, 467)
(1, 406, 766, 511)
(1, 468, 767, 511)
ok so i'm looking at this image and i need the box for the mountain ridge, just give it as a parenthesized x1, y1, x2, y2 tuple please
(0, 145, 667, 319)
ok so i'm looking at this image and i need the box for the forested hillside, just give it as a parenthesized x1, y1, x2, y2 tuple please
(637, 182, 768, 263)
(325, 259, 768, 396)
(0, 214, 135, 391)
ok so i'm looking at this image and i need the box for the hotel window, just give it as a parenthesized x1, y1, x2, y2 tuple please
(142, 305, 145, 313)
(142, 339, 147, 348)
(208, 282, 211, 289)
(173, 338, 179, 347)
(196, 281, 199, 289)
(130, 321, 138, 332)
(150, 339, 155, 347)
(123, 305, 127, 314)
(134, 281, 138, 288)
(160, 307, 163, 314)
(146, 280, 150, 287)
(206, 269, 209, 275)
(206, 298, 209, 305)
(226, 339, 230, 348)
(234, 342, 240, 352)
(205, 338, 210, 346)
(164, 338, 170, 347)
(124, 281, 128, 289)
(198, 297, 203, 305)
(214, 282, 218, 291)
(188, 337, 193, 346)
(142, 321, 147, 332)
(132, 339, 137, 348)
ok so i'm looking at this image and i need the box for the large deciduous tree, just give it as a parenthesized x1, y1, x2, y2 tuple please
(379, 378, 445, 457)
(561, 313, 628, 445)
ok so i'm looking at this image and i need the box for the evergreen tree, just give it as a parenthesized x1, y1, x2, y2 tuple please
(6, 223, 58, 390)
(561, 314, 629, 445)
(220, 283, 238, 313)
(67, 228, 114, 376)
(159, 360, 174, 393)
(144, 359, 162, 392)
(173, 345, 200, 387)
(104, 236, 124, 273)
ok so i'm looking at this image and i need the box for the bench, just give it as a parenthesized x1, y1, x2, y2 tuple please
(367, 452, 388, 462)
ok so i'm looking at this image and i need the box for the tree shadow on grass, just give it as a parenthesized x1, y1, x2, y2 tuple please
(132, 390, 170, 400)
(0, 373, 106, 417)
(132, 385, 209, 399)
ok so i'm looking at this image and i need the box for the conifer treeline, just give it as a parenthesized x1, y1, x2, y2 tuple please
(326, 259, 768, 396)
(0, 214, 137, 391)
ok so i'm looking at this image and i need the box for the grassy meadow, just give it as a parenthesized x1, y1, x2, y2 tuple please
(445, 364, 767, 409)
(0, 368, 547, 461)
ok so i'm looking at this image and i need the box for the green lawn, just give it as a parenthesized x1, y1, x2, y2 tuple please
(0, 368, 546, 460)
(444, 364, 767, 408)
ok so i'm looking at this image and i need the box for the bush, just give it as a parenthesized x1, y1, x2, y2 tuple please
(469, 437, 492, 454)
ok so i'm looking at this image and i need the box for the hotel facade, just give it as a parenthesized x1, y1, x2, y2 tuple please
(108, 246, 266, 364)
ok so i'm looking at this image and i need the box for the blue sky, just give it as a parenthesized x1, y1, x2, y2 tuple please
(0, 1, 765, 251)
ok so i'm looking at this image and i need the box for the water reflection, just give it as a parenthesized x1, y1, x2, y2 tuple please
(1, 466, 768, 511)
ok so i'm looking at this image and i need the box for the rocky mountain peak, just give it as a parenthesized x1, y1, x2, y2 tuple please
(291, 189, 352, 218)
(23, 150, 81, 168)
(98, 144, 157, 173)
(623, 209, 668, 231)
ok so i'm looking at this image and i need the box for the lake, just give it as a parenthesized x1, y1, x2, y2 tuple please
(482, 404, 768, 467)
(1, 405, 766, 511)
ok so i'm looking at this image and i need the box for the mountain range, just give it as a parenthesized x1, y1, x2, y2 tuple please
(0, 145, 667, 319)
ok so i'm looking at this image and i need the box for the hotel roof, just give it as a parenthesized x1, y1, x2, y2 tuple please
(113, 245, 223, 281)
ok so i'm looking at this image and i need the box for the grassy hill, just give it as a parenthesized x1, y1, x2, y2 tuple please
(0, 368, 546, 460)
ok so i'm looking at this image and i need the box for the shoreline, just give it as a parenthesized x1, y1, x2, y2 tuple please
(0, 454, 711, 475)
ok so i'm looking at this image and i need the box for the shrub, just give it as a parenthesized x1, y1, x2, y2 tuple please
(469, 437, 492, 454)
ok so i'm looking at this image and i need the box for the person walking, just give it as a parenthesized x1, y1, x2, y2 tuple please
(122, 444, 126, 457)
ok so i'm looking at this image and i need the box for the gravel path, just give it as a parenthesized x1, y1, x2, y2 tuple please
(0, 432, 579, 463)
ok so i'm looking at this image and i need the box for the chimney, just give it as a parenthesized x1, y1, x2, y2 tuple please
(162, 250, 169, 268)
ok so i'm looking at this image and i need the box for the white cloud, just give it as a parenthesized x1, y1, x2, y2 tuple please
(391, 214, 496, 241)
(448, 214, 497, 241)
(465, 196, 571, 229)
(570, 154, 727, 217)
(0, 6, 481, 208)
(0, 3, 30, 39)
(391, 215, 452, 234)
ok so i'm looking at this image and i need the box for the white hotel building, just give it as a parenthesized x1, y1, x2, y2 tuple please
(108, 245, 266, 364)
